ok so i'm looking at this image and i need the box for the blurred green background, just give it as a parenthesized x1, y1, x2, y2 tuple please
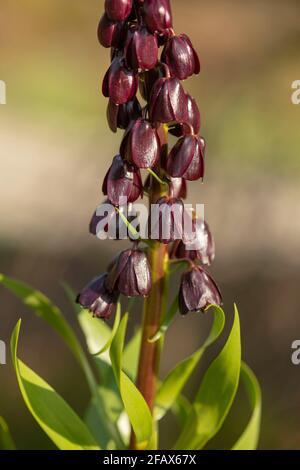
(1, 0, 300, 449)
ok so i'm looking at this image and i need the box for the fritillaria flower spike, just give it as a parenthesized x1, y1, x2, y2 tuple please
(179, 265, 222, 315)
(79, 0, 222, 327)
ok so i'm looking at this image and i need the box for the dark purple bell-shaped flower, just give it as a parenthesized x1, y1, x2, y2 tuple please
(107, 98, 142, 133)
(89, 200, 139, 241)
(161, 33, 200, 80)
(169, 94, 200, 137)
(76, 273, 119, 319)
(106, 248, 152, 297)
(166, 135, 205, 181)
(120, 118, 160, 168)
(125, 26, 158, 71)
(102, 155, 143, 205)
(149, 196, 190, 244)
(170, 220, 215, 265)
(105, 0, 133, 22)
(97, 14, 126, 48)
(102, 57, 138, 105)
(179, 265, 222, 315)
(149, 75, 187, 124)
(142, 0, 173, 33)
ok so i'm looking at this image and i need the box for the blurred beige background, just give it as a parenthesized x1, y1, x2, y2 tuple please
(0, 0, 300, 449)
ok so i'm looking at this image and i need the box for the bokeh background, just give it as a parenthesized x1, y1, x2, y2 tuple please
(1, 0, 300, 449)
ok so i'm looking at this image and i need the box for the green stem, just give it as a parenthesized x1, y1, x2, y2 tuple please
(147, 168, 168, 187)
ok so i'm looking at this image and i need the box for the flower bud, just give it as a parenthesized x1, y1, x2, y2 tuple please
(120, 118, 160, 168)
(149, 76, 187, 124)
(125, 26, 158, 71)
(97, 14, 126, 48)
(105, 0, 133, 22)
(161, 33, 200, 80)
(166, 135, 205, 181)
(76, 273, 119, 319)
(107, 98, 142, 133)
(102, 57, 138, 105)
(169, 94, 200, 137)
(170, 220, 215, 265)
(179, 265, 222, 315)
(106, 248, 152, 297)
(102, 155, 143, 205)
(142, 0, 173, 33)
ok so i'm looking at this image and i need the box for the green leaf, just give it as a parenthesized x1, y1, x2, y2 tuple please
(10, 320, 99, 450)
(175, 304, 241, 450)
(0, 274, 97, 395)
(155, 305, 225, 420)
(110, 314, 153, 448)
(123, 328, 141, 381)
(0, 417, 16, 450)
(64, 287, 125, 449)
(232, 362, 261, 450)
(93, 304, 121, 356)
(171, 395, 192, 429)
(149, 296, 178, 343)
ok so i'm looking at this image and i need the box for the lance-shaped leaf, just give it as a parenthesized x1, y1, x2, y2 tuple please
(175, 304, 241, 450)
(110, 314, 153, 448)
(155, 305, 225, 420)
(10, 320, 99, 450)
(0, 274, 97, 394)
(0, 417, 16, 450)
(149, 296, 178, 343)
(232, 362, 261, 450)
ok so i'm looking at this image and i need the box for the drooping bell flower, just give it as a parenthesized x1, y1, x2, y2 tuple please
(97, 14, 126, 48)
(142, 0, 173, 34)
(166, 134, 205, 181)
(89, 200, 139, 241)
(149, 196, 191, 244)
(102, 155, 143, 205)
(125, 26, 158, 71)
(107, 98, 142, 133)
(179, 265, 222, 315)
(170, 219, 215, 265)
(120, 118, 160, 168)
(161, 33, 200, 80)
(169, 94, 200, 137)
(106, 248, 152, 297)
(76, 273, 119, 319)
(102, 57, 138, 105)
(105, 0, 133, 22)
(149, 75, 187, 124)
(139, 63, 165, 102)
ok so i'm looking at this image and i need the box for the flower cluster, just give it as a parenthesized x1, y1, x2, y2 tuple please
(77, 0, 222, 319)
